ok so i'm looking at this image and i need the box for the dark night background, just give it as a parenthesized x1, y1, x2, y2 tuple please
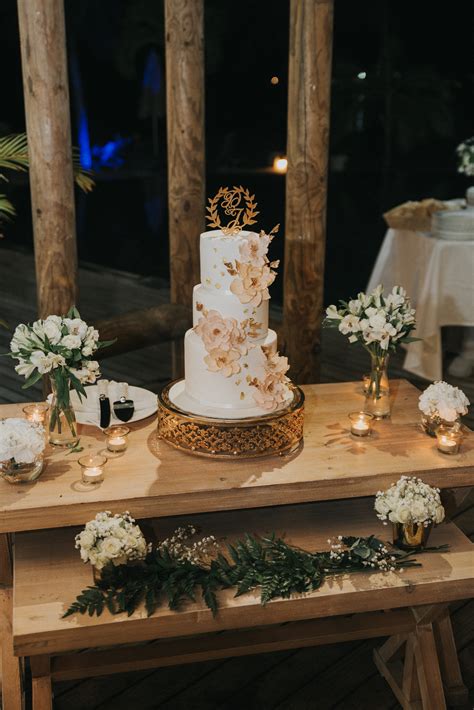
(0, 0, 473, 305)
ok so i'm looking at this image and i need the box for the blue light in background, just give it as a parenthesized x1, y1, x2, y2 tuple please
(78, 109, 92, 169)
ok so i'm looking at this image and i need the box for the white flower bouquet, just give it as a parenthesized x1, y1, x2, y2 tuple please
(419, 381, 469, 425)
(8, 307, 114, 446)
(324, 285, 417, 417)
(75, 511, 150, 571)
(375, 476, 445, 527)
(0, 417, 45, 464)
(324, 284, 417, 353)
(456, 137, 474, 177)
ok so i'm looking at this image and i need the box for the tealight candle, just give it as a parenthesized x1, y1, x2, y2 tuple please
(23, 403, 49, 424)
(348, 411, 374, 437)
(104, 426, 130, 453)
(78, 454, 107, 484)
(436, 425, 462, 455)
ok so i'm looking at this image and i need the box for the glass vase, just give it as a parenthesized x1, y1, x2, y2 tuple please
(364, 352, 391, 418)
(48, 375, 79, 448)
(0, 456, 44, 484)
(392, 521, 433, 551)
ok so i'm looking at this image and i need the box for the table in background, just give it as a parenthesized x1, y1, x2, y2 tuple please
(367, 228, 474, 381)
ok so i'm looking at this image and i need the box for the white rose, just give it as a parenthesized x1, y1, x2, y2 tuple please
(63, 318, 88, 340)
(434, 506, 445, 524)
(82, 344, 93, 357)
(99, 537, 123, 559)
(396, 507, 411, 524)
(61, 334, 82, 350)
(43, 318, 63, 345)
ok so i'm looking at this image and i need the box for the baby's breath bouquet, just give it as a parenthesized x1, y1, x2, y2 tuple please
(75, 511, 150, 573)
(324, 285, 418, 417)
(375, 476, 445, 550)
(8, 307, 113, 447)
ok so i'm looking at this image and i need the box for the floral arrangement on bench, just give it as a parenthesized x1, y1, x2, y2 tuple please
(65, 510, 428, 620)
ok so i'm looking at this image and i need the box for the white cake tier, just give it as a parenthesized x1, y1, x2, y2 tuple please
(184, 327, 280, 412)
(192, 284, 269, 336)
(200, 229, 257, 292)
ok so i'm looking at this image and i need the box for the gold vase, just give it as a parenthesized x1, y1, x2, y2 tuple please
(364, 353, 391, 418)
(392, 521, 433, 550)
(421, 414, 459, 438)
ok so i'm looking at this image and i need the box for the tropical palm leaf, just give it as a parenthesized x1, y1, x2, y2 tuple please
(0, 194, 16, 219)
(0, 133, 95, 192)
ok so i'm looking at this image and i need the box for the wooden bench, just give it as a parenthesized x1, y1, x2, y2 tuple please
(13, 498, 473, 710)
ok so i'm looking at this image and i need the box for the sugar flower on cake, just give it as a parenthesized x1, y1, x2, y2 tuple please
(375, 476, 445, 526)
(419, 381, 469, 422)
(194, 310, 238, 352)
(265, 351, 290, 376)
(230, 262, 276, 307)
(252, 372, 289, 411)
(239, 232, 270, 267)
(204, 348, 241, 377)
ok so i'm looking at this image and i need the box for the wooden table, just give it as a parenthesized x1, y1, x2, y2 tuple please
(1, 379, 474, 709)
(1, 380, 473, 534)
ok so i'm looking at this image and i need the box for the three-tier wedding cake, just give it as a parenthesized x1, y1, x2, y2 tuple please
(168, 195, 294, 420)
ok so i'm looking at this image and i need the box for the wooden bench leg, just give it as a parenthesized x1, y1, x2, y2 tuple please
(433, 610, 470, 707)
(30, 657, 52, 710)
(1, 532, 23, 710)
(414, 623, 446, 710)
(374, 634, 422, 710)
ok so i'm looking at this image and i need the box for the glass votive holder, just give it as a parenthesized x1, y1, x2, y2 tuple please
(104, 426, 130, 453)
(349, 411, 374, 437)
(436, 425, 463, 455)
(23, 403, 49, 424)
(78, 454, 107, 484)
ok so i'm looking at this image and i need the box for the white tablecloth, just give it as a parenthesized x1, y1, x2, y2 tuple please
(367, 229, 474, 381)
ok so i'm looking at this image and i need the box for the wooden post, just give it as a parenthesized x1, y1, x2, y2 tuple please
(283, 0, 334, 383)
(17, 0, 78, 318)
(165, 0, 205, 376)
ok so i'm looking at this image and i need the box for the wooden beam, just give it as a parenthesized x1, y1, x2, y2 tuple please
(95, 304, 192, 358)
(17, 0, 78, 318)
(283, 0, 334, 383)
(165, 0, 205, 376)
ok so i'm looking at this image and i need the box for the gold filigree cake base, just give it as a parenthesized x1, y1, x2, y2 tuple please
(157, 380, 304, 459)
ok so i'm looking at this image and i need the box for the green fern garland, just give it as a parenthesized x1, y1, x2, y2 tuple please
(64, 533, 434, 620)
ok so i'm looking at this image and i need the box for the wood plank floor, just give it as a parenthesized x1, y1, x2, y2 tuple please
(1, 246, 473, 709)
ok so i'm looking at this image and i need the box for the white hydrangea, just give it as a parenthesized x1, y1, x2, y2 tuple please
(419, 381, 469, 422)
(75, 511, 150, 570)
(375, 476, 445, 526)
(324, 285, 416, 353)
(0, 418, 45, 464)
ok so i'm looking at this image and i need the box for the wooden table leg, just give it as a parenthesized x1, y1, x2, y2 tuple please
(30, 657, 52, 710)
(433, 610, 470, 707)
(414, 623, 446, 710)
(1, 533, 23, 710)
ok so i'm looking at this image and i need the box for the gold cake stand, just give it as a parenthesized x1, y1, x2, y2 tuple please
(157, 380, 304, 459)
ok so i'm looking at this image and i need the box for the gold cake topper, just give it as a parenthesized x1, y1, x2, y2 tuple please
(206, 186, 259, 235)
